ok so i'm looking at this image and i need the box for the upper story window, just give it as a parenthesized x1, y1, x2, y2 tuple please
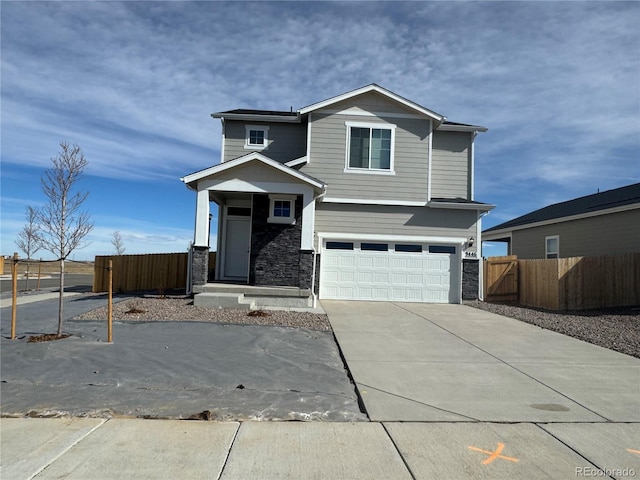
(545, 235, 559, 259)
(245, 125, 269, 150)
(345, 121, 396, 174)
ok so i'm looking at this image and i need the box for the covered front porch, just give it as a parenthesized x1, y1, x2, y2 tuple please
(181, 153, 326, 305)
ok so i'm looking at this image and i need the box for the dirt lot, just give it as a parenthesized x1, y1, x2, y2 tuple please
(467, 301, 640, 359)
(2, 259, 94, 275)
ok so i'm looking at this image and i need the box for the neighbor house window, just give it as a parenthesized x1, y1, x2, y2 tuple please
(245, 125, 269, 150)
(545, 235, 559, 259)
(268, 194, 296, 224)
(345, 121, 395, 172)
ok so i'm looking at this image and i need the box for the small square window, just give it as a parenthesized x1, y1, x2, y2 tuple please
(249, 130, 264, 146)
(245, 125, 269, 150)
(273, 200, 291, 218)
(268, 194, 296, 224)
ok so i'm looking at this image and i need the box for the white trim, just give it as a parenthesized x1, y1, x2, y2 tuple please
(470, 131, 476, 200)
(483, 203, 640, 240)
(344, 121, 396, 173)
(284, 156, 308, 167)
(427, 118, 433, 201)
(319, 108, 425, 119)
(244, 125, 269, 151)
(193, 188, 210, 247)
(181, 152, 325, 190)
(317, 232, 467, 245)
(268, 194, 296, 224)
(306, 112, 312, 162)
(299, 84, 445, 123)
(220, 118, 226, 164)
(321, 197, 427, 207)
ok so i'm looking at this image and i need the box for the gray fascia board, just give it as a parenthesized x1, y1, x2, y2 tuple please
(211, 113, 301, 123)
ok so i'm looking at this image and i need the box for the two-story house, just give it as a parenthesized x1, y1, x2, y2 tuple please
(181, 85, 494, 308)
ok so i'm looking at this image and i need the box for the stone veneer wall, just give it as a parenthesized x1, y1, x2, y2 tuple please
(250, 194, 313, 289)
(191, 246, 209, 288)
(462, 258, 479, 300)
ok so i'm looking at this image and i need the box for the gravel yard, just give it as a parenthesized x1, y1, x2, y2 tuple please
(467, 300, 640, 359)
(74, 294, 332, 331)
(73, 294, 640, 358)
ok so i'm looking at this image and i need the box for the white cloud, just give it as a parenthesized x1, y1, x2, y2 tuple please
(1, 1, 638, 232)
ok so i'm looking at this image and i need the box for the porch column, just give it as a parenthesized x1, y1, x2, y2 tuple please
(301, 188, 315, 250)
(194, 187, 210, 247)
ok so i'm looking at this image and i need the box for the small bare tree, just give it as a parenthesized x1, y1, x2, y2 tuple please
(37, 142, 94, 336)
(111, 230, 126, 255)
(16, 206, 42, 290)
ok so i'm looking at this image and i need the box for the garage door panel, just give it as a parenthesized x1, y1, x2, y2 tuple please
(320, 241, 460, 303)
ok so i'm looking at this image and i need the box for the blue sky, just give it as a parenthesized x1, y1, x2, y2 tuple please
(2, 1, 639, 260)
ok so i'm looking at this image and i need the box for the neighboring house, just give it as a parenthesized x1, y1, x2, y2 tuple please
(181, 84, 494, 306)
(483, 183, 640, 259)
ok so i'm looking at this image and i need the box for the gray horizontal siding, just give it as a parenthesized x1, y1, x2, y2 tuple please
(315, 203, 477, 243)
(223, 121, 307, 163)
(431, 131, 471, 199)
(512, 208, 640, 259)
(301, 111, 430, 202)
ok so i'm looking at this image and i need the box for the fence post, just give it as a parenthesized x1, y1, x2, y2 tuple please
(108, 260, 113, 343)
(11, 252, 19, 340)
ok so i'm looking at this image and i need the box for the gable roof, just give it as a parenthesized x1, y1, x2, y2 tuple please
(181, 152, 326, 191)
(298, 84, 445, 123)
(484, 183, 640, 235)
(210, 84, 487, 132)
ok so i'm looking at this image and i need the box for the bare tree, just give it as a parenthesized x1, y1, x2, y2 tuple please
(16, 206, 42, 290)
(111, 230, 126, 255)
(37, 142, 94, 336)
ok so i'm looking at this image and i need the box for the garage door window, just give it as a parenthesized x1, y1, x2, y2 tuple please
(361, 243, 388, 251)
(429, 245, 456, 254)
(395, 244, 422, 253)
(326, 241, 354, 250)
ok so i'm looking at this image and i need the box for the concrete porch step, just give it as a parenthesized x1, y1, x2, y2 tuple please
(196, 283, 312, 298)
(193, 285, 315, 310)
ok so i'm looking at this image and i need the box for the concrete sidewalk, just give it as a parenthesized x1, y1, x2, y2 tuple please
(2, 417, 638, 479)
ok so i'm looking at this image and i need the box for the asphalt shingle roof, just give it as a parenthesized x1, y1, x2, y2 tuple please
(484, 183, 640, 233)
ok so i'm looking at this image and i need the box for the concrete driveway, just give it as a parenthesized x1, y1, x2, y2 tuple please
(323, 301, 640, 423)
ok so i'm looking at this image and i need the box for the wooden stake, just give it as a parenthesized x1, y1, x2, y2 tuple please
(37, 258, 42, 291)
(11, 252, 18, 340)
(107, 260, 113, 343)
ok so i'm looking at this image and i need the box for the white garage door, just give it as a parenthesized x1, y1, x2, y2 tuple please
(320, 240, 460, 303)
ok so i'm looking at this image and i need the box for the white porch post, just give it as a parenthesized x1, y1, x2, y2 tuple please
(301, 188, 315, 250)
(194, 187, 210, 247)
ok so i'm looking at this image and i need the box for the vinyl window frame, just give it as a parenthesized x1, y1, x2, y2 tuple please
(245, 125, 269, 150)
(545, 235, 559, 259)
(267, 194, 296, 224)
(344, 121, 396, 175)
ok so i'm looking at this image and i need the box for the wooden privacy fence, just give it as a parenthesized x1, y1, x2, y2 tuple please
(93, 252, 216, 293)
(485, 253, 640, 311)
